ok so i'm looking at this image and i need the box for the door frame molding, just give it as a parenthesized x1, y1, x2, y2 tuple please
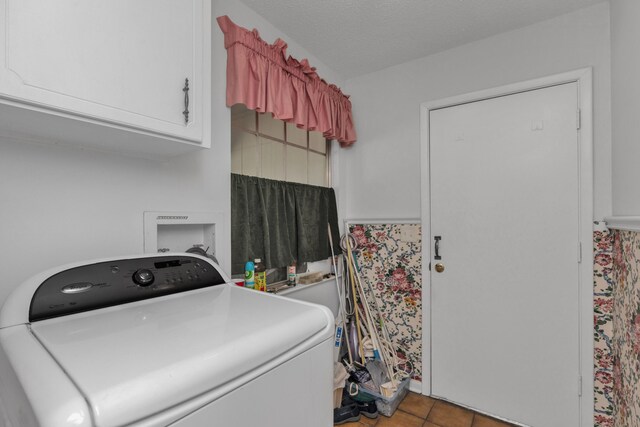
(419, 68, 593, 426)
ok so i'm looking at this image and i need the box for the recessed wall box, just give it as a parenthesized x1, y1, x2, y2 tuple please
(143, 212, 223, 263)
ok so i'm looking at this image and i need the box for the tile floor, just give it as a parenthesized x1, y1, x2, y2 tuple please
(340, 392, 515, 427)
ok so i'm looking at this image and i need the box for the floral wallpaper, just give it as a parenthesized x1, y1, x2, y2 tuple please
(349, 223, 422, 381)
(594, 222, 614, 427)
(612, 229, 640, 426)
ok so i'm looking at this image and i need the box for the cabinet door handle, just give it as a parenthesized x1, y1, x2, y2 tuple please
(183, 78, 190, 124)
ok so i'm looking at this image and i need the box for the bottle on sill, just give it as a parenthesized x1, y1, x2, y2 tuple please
(254, 258, 266, 292)
(244, 260, 255, 289)
(287, 260, 297, 286)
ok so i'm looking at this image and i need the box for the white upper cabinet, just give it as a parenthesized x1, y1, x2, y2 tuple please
(0, 0, 211, 159)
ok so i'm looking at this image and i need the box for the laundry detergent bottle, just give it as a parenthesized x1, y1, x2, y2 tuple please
(244, 260, 255, 289)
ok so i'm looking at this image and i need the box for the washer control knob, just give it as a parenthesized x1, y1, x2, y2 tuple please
(133, 269, 155, 287)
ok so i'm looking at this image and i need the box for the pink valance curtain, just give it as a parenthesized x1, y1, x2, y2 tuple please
(217, 15, 357, 147)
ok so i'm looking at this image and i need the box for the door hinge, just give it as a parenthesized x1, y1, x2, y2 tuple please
(578, 376, 583, 396)
(576, 109, 581, 130)
(577, 242, 582, 263)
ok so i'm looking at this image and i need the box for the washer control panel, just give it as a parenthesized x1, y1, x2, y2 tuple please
(29, 255, 226, 322)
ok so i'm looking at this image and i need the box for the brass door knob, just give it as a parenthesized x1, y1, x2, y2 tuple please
(435, 263, 445, 273)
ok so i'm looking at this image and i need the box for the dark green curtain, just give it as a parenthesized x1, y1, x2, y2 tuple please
(231, 174, 341, 275)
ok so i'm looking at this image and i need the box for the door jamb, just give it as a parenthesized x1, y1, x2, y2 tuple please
(419, 68, 594, 427)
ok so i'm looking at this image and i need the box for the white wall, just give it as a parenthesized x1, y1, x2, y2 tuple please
(342, 3, 611, 221)
(611, 0, 640, 215)
(0, 0, 343, 305)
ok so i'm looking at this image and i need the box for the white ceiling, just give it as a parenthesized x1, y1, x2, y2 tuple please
(238, 0, 607, 80)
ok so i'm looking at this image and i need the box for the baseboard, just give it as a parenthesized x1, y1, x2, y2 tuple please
(409, 379, 422, 394)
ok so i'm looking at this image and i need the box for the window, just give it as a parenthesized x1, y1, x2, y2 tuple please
(230, 104, 338, 286)
(231, 104, 330, 187)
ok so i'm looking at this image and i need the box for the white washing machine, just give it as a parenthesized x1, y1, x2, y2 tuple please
(0, 254, 333, 427)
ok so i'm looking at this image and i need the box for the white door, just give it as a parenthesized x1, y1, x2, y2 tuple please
(0, 0, 205, 141)
(429, 83, 580, 426)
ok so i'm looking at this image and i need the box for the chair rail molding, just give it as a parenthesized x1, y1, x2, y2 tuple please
(604, 216, 640, 231)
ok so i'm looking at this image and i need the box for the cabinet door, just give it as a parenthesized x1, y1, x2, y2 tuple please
(0, 0, 208, 144)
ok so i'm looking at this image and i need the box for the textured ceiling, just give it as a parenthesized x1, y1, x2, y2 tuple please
(237, 0, 607, 79)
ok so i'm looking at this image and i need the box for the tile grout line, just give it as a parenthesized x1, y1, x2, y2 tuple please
(424, 399, 435, 421)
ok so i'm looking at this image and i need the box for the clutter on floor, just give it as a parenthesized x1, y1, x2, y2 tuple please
(330, 228, 413, 424)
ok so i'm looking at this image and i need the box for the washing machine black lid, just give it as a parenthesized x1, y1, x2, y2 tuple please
(29, 285, 332, 427)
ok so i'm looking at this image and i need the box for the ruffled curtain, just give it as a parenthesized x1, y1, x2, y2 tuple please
(217, 15, 357, 147)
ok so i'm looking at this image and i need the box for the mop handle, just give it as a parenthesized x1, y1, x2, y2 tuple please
(328, 224, 353, 365)
(346, 237, 396, 384)
(345, 235, 366, 365)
